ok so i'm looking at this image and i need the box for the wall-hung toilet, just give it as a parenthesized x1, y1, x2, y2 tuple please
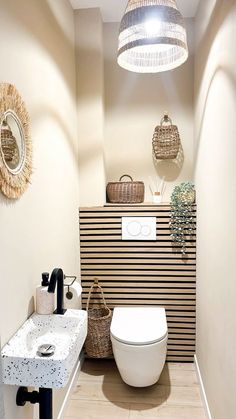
(110, 307, 168, 387)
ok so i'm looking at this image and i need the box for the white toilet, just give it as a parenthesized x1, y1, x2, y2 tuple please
(110, 307, 168, 387)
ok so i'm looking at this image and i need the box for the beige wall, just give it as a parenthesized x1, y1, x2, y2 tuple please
(75, 8, 106, 207)
(0, 0, 79, 417)
(194, 1, 236, 418)
(104, 21, 194, 202)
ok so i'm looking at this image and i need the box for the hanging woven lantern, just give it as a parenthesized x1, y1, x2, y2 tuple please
(152, 113, 181, 159)
(117, 0, 188, 73)
(1, 119, 18, 162)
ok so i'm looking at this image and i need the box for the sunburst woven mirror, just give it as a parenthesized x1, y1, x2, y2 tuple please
(0, 83, 32, 199)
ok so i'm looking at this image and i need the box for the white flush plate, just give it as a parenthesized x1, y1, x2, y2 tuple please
(122, 217, 156, 241)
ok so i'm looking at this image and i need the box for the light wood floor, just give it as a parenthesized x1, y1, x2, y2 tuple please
(65, 360, 206, 419)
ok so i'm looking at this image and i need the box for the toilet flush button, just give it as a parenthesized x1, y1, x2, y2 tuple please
(141, 225, 152, 236)
(127, 221, 142, 236)
(122, 217, 156, 241)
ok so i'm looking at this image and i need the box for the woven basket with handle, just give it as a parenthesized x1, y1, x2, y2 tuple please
(152, 114, 180, 160)
(85, 279, 113, 358)
(106, 174, 144, 204)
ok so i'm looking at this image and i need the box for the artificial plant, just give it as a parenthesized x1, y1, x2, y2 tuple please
(170, 182, 195, 255)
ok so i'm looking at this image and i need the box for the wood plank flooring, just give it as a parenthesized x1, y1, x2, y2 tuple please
(65, 360, 206, 419)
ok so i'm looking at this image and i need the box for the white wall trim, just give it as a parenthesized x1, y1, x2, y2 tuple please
(57, 353, 84, 419)
(194, 355, 212, 419)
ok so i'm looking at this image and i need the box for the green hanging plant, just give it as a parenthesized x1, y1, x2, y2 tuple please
(170, 182, 195, 255)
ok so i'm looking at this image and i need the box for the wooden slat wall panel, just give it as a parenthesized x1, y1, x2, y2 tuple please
(79, 205, 196, 362)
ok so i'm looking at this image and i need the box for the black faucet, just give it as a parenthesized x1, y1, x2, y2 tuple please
(48, 268, 66, 315)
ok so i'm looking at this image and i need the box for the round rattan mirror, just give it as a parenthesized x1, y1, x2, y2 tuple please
(0, 83, 32, 199)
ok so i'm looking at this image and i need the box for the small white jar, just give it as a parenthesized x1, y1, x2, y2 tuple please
(153, 192, 163, 204)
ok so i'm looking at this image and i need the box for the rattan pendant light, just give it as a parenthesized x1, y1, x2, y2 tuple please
(117, 0, 188, 73)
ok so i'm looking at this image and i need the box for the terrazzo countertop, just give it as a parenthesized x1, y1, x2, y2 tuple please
(0, 338, 5, 419)
(0, 381, 4, 419)
(1, 309, 87, 389)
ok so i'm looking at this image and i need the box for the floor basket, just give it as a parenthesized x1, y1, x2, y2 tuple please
(85, 279, 113, 358)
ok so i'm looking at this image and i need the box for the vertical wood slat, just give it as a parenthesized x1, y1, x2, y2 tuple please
(79, 204, 196, 362)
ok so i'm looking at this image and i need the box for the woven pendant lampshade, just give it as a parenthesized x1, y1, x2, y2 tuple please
(117, 0, 188, 73)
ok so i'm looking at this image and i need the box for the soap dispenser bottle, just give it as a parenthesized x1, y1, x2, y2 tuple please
(36, 272, 55, 315)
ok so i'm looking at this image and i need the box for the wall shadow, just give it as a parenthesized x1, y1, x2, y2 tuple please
(194, 65, 236, 174)
(153, 144, 184, 182)
(195, 0, 235, 94)
(194, 0, 236, 166)
(31, 105, 79, 166)
(1, 0, 76, 95)
(0, 103, 79, 206)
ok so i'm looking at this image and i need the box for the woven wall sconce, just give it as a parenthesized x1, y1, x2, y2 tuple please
(152, 113, 181, 159)
(117, 0, 188, 73)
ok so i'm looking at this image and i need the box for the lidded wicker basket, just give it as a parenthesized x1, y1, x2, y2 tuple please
(85, 279, 113, 358)
(106, 174, 144, 204)
(152, 114, 180, 160)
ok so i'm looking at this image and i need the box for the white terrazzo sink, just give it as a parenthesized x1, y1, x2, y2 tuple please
(1, 309, 87, 389)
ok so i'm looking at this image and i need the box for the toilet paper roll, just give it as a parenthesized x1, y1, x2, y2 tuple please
(64, 281, 82, 310)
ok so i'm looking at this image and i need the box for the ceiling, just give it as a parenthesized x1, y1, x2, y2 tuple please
(69, 0, 200, 22)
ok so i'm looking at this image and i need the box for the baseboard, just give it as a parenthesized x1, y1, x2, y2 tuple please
(194, 355, 212, 419)
(57, 352, 85, 419)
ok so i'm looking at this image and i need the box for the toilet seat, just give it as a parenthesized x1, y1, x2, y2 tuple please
(110, 307, 168, 346)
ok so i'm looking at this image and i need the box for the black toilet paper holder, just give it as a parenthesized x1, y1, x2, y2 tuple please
(64, 275, 77, 300)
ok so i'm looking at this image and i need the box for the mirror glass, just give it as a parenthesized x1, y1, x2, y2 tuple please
(0, 110, 25, 174)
